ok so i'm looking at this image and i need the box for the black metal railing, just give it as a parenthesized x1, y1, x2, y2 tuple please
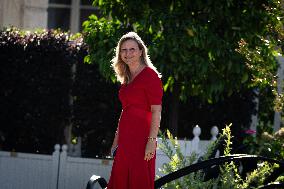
(86, 175, 108, 189)
(86, 154, 284, 189)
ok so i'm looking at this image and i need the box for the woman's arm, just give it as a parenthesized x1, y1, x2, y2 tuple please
(110, 130, 118, 156)
(111, 129, 119, 150)
(110, 110, 123, 155)
(148, 105, 162, 138)
(144, 104, 162, 161)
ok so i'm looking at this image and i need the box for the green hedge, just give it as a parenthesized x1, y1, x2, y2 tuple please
(0, 28, 73, 153)
(73, 58, 121, 157)
(0, 27, 122, 157)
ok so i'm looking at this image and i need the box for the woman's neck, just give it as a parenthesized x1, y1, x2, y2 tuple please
(130, 62, 142, 75)
(128, 62, 145, 82)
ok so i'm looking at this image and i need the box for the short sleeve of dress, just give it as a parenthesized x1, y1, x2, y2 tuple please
(144, 68, 163, 105)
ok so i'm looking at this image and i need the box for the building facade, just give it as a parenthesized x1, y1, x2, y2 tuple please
(0, 0, 97, 33)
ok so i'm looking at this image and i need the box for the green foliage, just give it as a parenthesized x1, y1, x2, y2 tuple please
(84, 0, 284, 136)
(157, 125, 228, 188)
(243, 127, 284, 160)
(242, 162, 279, 188)
(82, 16, 129, 83)
(158, 124, 283, 188)
(85, 0, 283, 102)
(222, 123, 233, 156)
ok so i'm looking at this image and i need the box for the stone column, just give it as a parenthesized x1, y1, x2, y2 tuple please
(0, 0, 23, 29)
(0, 0, 48, 30)
(22, 0, 48, 30)
(70, 0, 80, 33)
(0, 0, 3, 27)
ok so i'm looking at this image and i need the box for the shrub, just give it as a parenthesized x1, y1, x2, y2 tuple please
(158, 124, 283, 188)
(0, 27, 84, 154)
(0, 27, 121, 157)
(243, 127, 284, 160)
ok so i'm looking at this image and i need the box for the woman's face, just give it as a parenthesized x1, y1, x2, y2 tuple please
(120, 39, 142, 65)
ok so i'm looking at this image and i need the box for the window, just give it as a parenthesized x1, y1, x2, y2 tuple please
(49, 0, 71, 4)
(48, 0, 99, 33)
(48, 7, 71, 31)
(79, 1, 100, 31)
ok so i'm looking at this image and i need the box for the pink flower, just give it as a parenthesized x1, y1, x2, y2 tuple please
(244, 129, 256, 135)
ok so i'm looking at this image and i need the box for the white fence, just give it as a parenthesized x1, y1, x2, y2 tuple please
(0, 144, 112, 189)
(156, 125, 219, 176)
(0, 125, 219, 189)
(0, 148, 58, 189)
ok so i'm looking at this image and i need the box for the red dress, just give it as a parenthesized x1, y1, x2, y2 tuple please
(107, 67, 163, 189)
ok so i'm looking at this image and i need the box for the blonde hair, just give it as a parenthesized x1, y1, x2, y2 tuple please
(111, 32, 161, 84)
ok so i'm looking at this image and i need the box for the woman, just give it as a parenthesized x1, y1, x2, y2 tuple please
(107, 32, 163, 189)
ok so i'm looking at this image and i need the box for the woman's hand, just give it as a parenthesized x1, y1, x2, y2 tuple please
(110, 129, 119, 156)
(144, 140, 156, 161)
(110, 145, 118, 157)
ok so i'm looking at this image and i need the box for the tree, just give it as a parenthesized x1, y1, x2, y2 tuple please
(83, 0, 283, 136)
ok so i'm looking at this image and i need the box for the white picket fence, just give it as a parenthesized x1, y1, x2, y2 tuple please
(0, 125, 219, 189)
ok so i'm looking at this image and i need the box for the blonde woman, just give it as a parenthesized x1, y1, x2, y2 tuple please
(107, 32, 163, 189)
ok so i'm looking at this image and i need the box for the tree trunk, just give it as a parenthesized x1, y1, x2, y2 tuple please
(168, 83, 180, 137)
